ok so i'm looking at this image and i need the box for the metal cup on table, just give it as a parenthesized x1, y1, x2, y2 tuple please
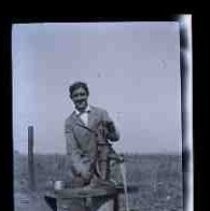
(54, 180, 65, 192)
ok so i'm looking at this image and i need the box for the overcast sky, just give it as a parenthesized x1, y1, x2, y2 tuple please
(12, 22, 182, 154)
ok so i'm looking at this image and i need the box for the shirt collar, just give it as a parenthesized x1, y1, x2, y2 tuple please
(74, 105, 91, 115)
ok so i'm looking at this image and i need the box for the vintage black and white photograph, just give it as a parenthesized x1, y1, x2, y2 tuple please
(12, 18, 192, 211)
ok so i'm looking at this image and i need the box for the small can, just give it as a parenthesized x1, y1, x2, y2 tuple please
(54, 180, 65, 191)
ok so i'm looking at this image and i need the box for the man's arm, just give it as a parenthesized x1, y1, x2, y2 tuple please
(65, 119, 93, 181)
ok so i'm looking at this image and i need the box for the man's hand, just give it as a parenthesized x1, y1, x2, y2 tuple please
(102, 121, 119, 141)
(80, 158, 94, 184)
(105, 121, 116, 133)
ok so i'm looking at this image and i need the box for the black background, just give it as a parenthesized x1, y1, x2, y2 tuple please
(0, 13, 208, 211)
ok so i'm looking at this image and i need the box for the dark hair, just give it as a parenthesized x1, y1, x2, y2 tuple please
(69, 81, 89, 98)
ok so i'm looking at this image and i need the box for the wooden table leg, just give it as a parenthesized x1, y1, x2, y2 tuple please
(113, 194, 119, 211)
(84, 197, 92, 211)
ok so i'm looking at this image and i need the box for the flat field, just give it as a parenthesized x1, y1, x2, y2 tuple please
(14, 152, 183, 211)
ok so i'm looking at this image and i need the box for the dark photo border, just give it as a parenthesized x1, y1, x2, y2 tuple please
(0, 13, 206, 211)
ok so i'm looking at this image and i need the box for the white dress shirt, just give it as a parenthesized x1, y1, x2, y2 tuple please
(74, 105, 91, 126)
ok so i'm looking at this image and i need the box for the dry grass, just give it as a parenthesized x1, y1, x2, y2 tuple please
(14, 152, 183, 211)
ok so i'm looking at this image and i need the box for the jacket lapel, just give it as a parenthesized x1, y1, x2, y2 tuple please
(72, 111, 85, 126)
(71, 106, 96, 132)
(87, 106, 96, 130)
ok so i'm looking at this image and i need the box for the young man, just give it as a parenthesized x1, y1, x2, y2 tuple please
(65, 81, 120, 186)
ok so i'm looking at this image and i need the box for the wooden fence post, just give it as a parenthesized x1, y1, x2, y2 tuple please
(28, 125, 35, 191)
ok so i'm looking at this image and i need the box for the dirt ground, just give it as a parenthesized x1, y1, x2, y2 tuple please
(14, 191, 52, 211)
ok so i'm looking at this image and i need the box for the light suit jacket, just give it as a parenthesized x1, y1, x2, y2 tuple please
(65, 105, 120, 182)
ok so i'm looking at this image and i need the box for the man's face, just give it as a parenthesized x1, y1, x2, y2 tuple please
(71, 87, 88, 112)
